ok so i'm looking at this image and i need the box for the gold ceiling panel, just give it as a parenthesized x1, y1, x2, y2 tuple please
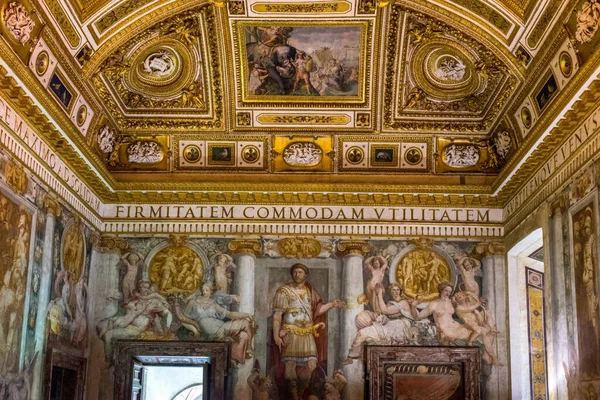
(91, 6, 224, 131)
(382, 6, 517, 134)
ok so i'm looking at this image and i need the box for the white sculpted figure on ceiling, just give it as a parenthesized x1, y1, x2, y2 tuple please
(97, 126, 116, 153)
(142, 50, 175, 77)
(575, 0, 600, 42)
(493, 131, 512, 160)
(127, 141, 163, 163)
(4, 2, 35, 45)
(283, 142, 323, 166)
(443, 144, 480, 167)
(434, 57, 466, 82)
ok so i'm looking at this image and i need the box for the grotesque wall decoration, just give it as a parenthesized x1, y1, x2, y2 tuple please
(4, 2, 34, 45)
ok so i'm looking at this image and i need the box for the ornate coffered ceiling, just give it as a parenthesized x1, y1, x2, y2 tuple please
(0, 0, 597, 208)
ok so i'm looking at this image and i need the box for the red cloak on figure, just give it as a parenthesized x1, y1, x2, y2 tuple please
(269, 281, 328, 399)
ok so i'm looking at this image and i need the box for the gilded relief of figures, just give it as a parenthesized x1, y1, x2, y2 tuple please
(395, 249, 451, 301)
(48, 219, 89, 349)
(346, 244, 501, 368)
(572, 204, 600, 377)
(0, 193, 32, 373)
(149, 247, 204, 294)
(96, 243, 256, 367)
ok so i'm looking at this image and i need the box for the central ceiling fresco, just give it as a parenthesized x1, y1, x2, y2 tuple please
(4, 0, 591, 199)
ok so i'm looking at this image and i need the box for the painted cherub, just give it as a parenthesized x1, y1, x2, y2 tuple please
(456, 256, 481, 298)
(118, 252, 145, 302)
(364, 256, 389, 312)
(247, 361, 274, 400)
(208, 253, 236, 293)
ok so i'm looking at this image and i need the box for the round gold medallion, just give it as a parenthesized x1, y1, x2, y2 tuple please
(404, 147, 423, 165)
(559, 52, 573, 77)
(183, 145, 201, 163)
(76, 105, 87, 126)
(35, 51, 49, 76)
(521, 107, 532, 128)
(346, 146, 364, 164)
(242, 145, 260, 163)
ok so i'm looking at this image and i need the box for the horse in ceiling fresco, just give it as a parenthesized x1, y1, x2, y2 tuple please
(246, 42, 298, 95)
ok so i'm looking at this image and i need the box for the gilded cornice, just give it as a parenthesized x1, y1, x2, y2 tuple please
(495, 53, 600, 202)
(0, 62, 115, 200)
(107, 189, 500, 207)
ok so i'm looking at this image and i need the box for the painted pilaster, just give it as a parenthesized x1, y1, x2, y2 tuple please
(86, 235, 130, 400)
(31, 196, 60, 400)
(549, 198, 568, 400)
(477, 242, 509, 400)
(228, 239, 262, 400)
(336, 240, 370, 400)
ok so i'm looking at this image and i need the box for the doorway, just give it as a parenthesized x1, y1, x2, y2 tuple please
(113, 341, 229, 400)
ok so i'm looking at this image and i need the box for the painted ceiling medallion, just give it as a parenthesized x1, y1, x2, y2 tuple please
(76, 105, 87, 126)
(404, 147, 423, 165)
(346, 146, 364, 164)
(411, 41, 479, 101)
(183, 145, 201, 163)
(283, 142, 323, 166)
(521, 107, 532, 128)
(35, 51, 49, 76)
(559, 52, 573, 77)
(241, 145, 260, 163)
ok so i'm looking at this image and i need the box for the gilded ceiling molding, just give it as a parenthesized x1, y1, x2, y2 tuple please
(494, 48, 600, 197)
(382, 5, 518, 133)
(446, 0, 512, 35)
(91, 7, 224, 132)
(83, 0, 210, 77)
(41, 0, 81, 48)
(0, 35, 117, 191)
(403, 0, 523, 73)
(526, 0, 563, 49)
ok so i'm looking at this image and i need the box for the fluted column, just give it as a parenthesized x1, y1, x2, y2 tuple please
(228, 239, 262, 400)
(549, 198, 568, 399)
(336, 240, 370, 400)
(31, 196, 61, 400)
(476, 242, 508, 400)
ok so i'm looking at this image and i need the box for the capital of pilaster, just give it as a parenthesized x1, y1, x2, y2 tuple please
(91, 234, 130, 253)
(335, 240, 370, 257)
(475, 242, 505, 257)
(43, 195, 61, 217)
(548, 196, 566, 217)
(228, 239, 262, 257)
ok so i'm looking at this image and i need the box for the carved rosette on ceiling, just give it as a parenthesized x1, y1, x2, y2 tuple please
(91, 6, 223, 131)
(383, 6, 517, 133)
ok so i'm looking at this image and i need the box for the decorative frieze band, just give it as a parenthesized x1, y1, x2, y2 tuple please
(101, 220, 504, 238)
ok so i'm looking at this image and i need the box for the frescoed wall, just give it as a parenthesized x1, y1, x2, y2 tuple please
(0, 148, 96, 398)
(86, 236, 508, 400)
